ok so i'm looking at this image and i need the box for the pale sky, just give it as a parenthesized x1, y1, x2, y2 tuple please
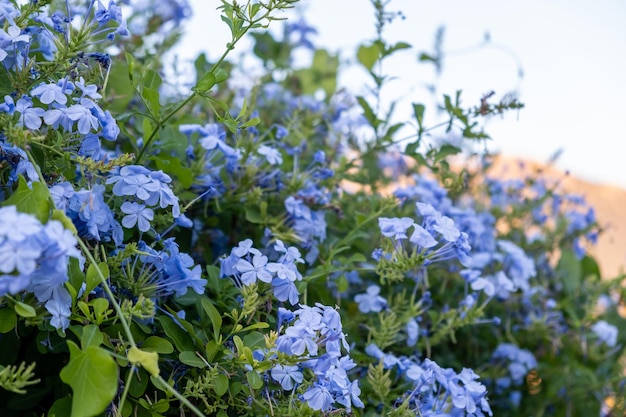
(180, 0, 626, 188)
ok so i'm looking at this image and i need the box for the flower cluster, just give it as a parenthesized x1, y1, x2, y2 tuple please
(220, 239, 304, 304)
(275, 304, 364, 412)
(366, 344, 493, 416)
(0, 206, 83, 330)
(0, 1, 623, 416)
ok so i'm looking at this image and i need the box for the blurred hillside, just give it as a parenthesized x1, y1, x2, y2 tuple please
(488, 155, 626, 278)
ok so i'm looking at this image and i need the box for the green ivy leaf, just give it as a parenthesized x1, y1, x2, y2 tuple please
(128, 347, 160, 376)
(81, 325, 103, 349)
(357, 42, 381, 71)
(59, 341, 118, 417)
(2, 175, 51, 223)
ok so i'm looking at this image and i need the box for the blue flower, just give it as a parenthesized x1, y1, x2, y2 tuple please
(591, 320, 618, 347)
(409, 223, 437, 248)
(258, 144, 283, 165)
(4, 25, 30, 44)
(31, 81, 67, 105)
(271, 364, 303, 390)
(121, 201, 154, 232)
(273, 278, 300, 305)
(379, 217, 414, 240)
(432, 213, 461, 242)
(406, 318, 419, 347)
(354, 285, 387, 313)
(45, 299, 70, 330)
(236, 254, 272, 285)
(15, 97, 45, 130)
(66, 101, 99, 134)
(302, 384, 333, 411)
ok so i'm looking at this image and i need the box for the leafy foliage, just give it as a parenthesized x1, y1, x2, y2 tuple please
(0, 0, 623, 417)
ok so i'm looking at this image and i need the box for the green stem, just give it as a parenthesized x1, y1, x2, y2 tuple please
(134, 4, 282, 165)
(116, 365, 136, 417)
(134, 92, 196, 164)
(154, 375, 207, 417)
(77, 239, 137, 347)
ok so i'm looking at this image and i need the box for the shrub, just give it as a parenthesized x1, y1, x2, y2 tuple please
(0, 1, 624, 416)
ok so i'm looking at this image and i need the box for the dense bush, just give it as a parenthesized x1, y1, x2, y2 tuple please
(0, 1, 624, 416)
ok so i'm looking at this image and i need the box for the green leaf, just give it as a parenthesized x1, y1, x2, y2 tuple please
(386, 41, 412, 55)
(242, 331, 266, 350)
(67, 257, 85, 299)
(357, 43, 380, 71)
(214, 67, 228, 84)
(0, 308, 17, 333)
(142, 69, 162, 90)
(128, 368, 149, 397)
(244, 205, 264, 224)
(435, 144, 461, 162)
(0, 68, 13, 97)
(213, 374, 229, 396)
(179, 351, 207, 368)
(142, 87, 161, 116)
(86, 262, 109, 295)
(581, 255, 601, 280)
(557, 249, 582, 294)
(158, 316, 195, 352)
(418, 52, 436, 63)
(246, 371, 263, 389)
(151, 154, 193, 189)
(81, 325, 103, 349)
(48, 397, 73, 417)
(2, 175, 51, 223)
(205, 340, 220, 363)
(194, 72, 216, 93)
(240, 117, 260, 129)
(239, 322, 269, 333)
(233, 335, 244, 356)
(412, 103, 425, 130)
(59, 341, 118, 417)
(200, 298, 222, 341)
(14, 302, 36, 318)
(356, 96, 379, 128)
(128, 347, 160, 376)
(141, 336, 174, 354)
(336, 274, 349, 293)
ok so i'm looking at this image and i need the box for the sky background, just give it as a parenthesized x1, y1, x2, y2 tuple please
(179, 0, 626, 188)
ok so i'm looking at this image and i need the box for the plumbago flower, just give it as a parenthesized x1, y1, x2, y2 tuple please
(0, 1, 624, 417)
(0, 206, 83, 331)
(274, 304, 364, 412)
(220, 239, 304, 304)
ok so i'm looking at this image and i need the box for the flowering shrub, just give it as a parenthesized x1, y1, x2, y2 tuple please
(0, 0, 624, 416)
